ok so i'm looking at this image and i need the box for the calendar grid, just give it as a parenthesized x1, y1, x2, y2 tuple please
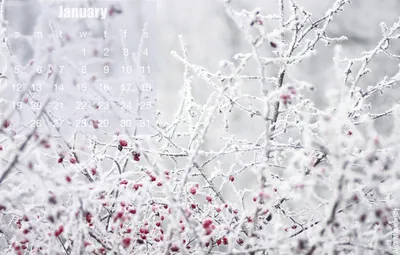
(3, 0, 158, 136)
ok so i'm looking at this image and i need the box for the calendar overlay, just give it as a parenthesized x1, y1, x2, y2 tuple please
(3, 0, 158, 145)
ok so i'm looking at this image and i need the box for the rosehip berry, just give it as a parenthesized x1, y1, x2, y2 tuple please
(54, 225, 64, 237)
(223, 236, 228, 245)
(119, 139, 128, 147)
(132, 151, 141, 161)
(85, 213, 92, 223)
(202, 218, 212, 229)
(3, 120, 10, 129)
(92, 120, 99, 129)
(122, 237, 131, 249)
(170, 244, 179, 252)
(91, 168, 97, 175)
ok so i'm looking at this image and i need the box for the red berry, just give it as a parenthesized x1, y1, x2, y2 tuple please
(119, 139, 128, 147)
(91, 168, 97, 175)
(170, 244, 179, 252)
(70, 158, 76, 164)
(85, 213, 92, 223)
(229, 175, 234, 182)
(206, 196, 212, 203)
(92, 120, 99, 129)
(132, 151, 141, 161)
(202, 218, 213, 229)
(189, 187, 196, 195)
(122, 237, 131, 249)
(3, 120, 10, 129)
(66, 176, 71, 183)
(54, 226, 64, 237)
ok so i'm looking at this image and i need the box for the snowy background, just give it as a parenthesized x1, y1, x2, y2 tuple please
(0, 0, 399, 254)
